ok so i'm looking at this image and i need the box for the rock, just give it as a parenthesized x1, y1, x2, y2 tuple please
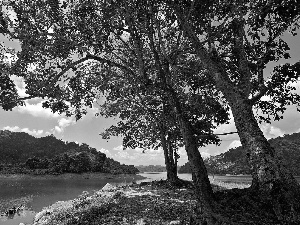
(136, 218, 147, 225)
(19, 223, 25, 225)
(101, 183, 117, 191)
(169, 220, 181, 224)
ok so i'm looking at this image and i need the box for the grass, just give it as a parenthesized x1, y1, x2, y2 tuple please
(211, 180, 251, 191)
(32, 179, 256, 225)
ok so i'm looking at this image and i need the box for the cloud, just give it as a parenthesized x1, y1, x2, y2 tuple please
(54, 126, 63, 134)
(3, 125, 43, 136)
(98, 148, 113, 158)
(14, 101, 60, 118)
(260, 124, 284, 140)
(52, 117, 76, 135)
(113, 145, 123, 151)
(11, 75, 28, 98)
(58, 117, 76, 129)
(227, 140, 242, 150)
(117, 151, 131, 159)
(200, 149, 211, 159)
(213, 111, 239, 141)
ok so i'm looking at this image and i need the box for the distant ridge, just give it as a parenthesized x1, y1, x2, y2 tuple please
(136, 165, 166, 172)
(0, 130, 139, 174)
(178, 132, 300, 176)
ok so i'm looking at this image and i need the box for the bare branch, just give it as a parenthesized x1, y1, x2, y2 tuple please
(214, 131, 238, 136)
(195, 131, 238, 138)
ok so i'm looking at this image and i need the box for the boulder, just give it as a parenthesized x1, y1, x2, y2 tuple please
(101, 183, 117, 191)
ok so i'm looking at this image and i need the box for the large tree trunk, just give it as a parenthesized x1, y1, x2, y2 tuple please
(168, 91, 217, 224)
(176, 115, 218, 224)
(230, 97, 300, 220)
(160, 128, 178, 181)
(166, 135, 179, 180)
(172, 6, 300, 221)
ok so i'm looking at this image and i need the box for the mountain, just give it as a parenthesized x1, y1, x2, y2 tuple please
(0, 130, 139, 174)
(135, 165, 166, 172)
(178, 132, 300, 176)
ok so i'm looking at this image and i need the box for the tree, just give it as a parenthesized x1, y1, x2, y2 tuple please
(3, 0, 300, 222)
(166, 0, 300, 221)
(0, 1, 229, 221)
(99, 90, 183, 182)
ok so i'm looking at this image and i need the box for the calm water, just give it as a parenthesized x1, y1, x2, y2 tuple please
(0, 174, 143, 225)
(1, 173, 299, 225)
(138, 172, 253, 184)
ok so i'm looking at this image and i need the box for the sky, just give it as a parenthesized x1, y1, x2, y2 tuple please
(1, 27, 300, 166)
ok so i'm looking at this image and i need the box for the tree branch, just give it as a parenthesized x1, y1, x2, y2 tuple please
(195, 131, 238, 137)
(49, 54, 135, 86)
(248, 84, 268, 105)
(233, 18, 252, 97)
(171, 4, 236, 95)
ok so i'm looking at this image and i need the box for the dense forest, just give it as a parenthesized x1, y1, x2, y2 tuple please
(179, 132, 300, 176)
(0, 130, 139, 175)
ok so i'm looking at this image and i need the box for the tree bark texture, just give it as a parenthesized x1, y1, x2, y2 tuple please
(168, 91, 216, 222)
(161, 128, 178, 181)
(173, 6, 300, 221)
(167, 135, 179, 180)
(229, 97, 300, 220)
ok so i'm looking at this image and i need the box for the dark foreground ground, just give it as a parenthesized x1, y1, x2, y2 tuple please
(29, 178, 292, 225)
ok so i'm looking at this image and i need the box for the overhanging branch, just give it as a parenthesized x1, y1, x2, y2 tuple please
(248, 85, 268, 105)
(49, 54, 135, 86)
(195, 131, 238, 138)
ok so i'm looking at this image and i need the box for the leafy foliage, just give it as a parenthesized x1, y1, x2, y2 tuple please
(167, 0, 300, 122)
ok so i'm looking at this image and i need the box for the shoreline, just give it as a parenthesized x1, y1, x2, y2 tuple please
(30, 179, 254, 225)
(32, 180, 197, 225)
(0, 172, 146, 181)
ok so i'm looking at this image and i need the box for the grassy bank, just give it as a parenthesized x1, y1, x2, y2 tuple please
(33, 180, 275, 225)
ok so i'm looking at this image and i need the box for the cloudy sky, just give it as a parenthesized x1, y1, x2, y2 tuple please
(1, 30, 300, 166)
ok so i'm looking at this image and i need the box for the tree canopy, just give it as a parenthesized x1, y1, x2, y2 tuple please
(1, 1, 300, 223)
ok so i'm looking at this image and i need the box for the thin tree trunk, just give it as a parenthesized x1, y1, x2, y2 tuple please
(168, 91, 217, 224)
(230, 98, 300, 220)
(167, 135, 178, 181)
(160, 128, 178, 181)
(176, 114, 218, 223)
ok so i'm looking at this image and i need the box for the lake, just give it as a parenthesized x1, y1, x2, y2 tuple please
(0, 173, 145, 225)
(137, 172, 253, 184)
(1, 172, 298, 225)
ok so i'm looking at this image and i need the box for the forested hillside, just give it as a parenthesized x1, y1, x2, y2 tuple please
(0, 130, 139, 174)
(179, 132, 300, 176)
